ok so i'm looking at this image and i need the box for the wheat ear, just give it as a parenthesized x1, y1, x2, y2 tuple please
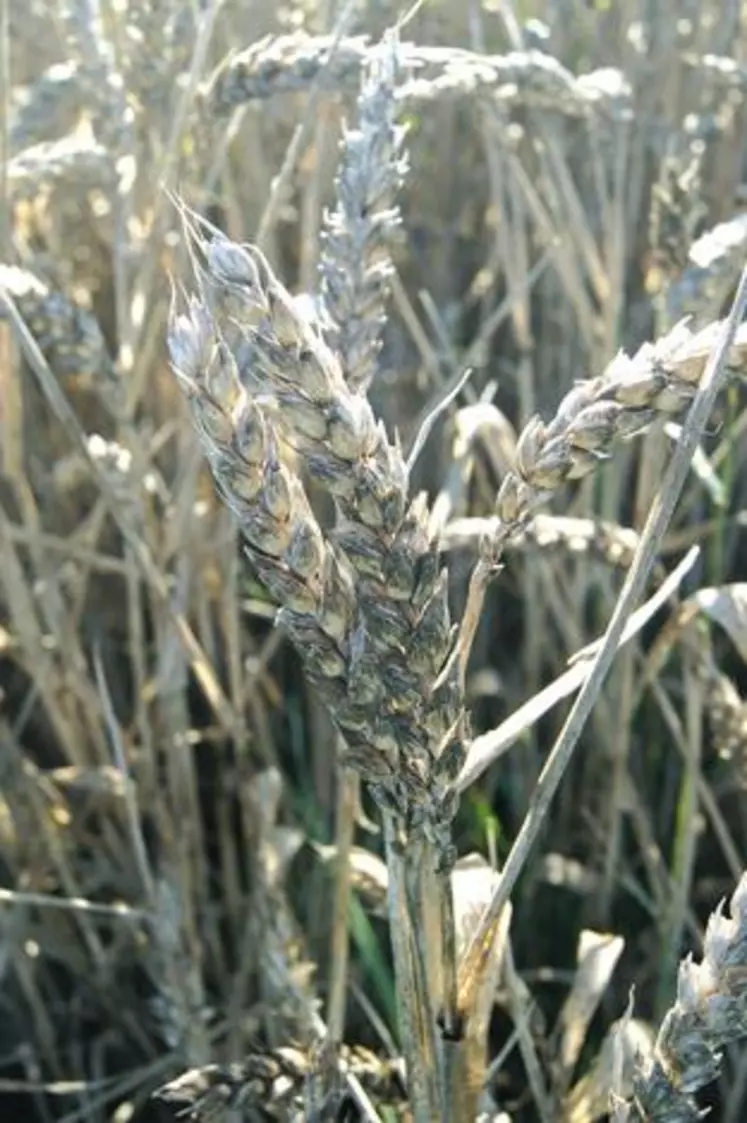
(168, 226, 467, 1118)
(613, 873, 747, 1121)
(456, 316, 747, 675)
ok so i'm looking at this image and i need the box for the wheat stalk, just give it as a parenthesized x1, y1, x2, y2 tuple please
(314, 28, 409, 1059)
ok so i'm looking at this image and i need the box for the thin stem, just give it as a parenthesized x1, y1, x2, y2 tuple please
(437, 867, 459, 1039)
(458, 546, 699, 793)
(326, 765, 357, 1045)
(383, 815, 439, 1123)
(436, 863, 464, 1123)
(256, 0, 356, 251)
(655, 643, 703, 1019)
(0, 0, 8, 252)
(129, 0, 222, 383)
(402, 837, 440, 1103)
(456, 557, 493, 683)
(0, 0, 19, 481)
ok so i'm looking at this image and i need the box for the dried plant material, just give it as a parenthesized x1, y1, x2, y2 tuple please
(691, 584, 747, 664)
(455, 309, 747, 674)
(555, 931, 625, 1087)
(315, 842, 389, 914)
(58, 0, 134, 152)
(450, 853, 503, 961)
(453, 402, 518, 483)
(156, 1042, 406, 1122)
(446, 856, 511, 1123)
(459, 547, 700, 791)
(442, 514, 641, 569)
(168, 205, 474, 1118)
(566, 1017, 654, 1123)
(460, 267, 747, 1041)
(47, 763, 127, 802)
(244, 770, 319, 1045)
(6, 6, 747, 1123)
(147, 875, 210, 1064)
(536, 853, 599, 897)
(681, 50, 747, 91)
(661, 421, 726, 507)
(429, 402, 518, 536)
(648, 145, 706, 292)
(155, 1048, 310, 1122)
(116, 0, 196, 112)
(0, 321, 22, 477)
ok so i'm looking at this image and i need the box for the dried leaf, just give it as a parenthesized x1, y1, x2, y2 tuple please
(556, 931, 625, 1081)
(692, 584, 747, 664)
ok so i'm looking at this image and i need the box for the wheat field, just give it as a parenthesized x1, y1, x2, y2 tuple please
(2, 2, 747, 1121)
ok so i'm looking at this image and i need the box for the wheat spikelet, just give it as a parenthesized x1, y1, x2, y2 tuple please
(319, 31, 407, 394)
(156, 1042, 405, 1122)
(665, 213, 747, 327)
(485, 318, 747, 561)
(648, 144, 706, 292)
(168, 294, 360, 719)
(681, 50, 747, 91)
(0, 264, 115, 386)
(706, 670, 747, 779)
(9, 133, 113, 200)
(117, 0, 196, 111)
(170, 222, 466, 861)
(204, 33, 631, 121)
(614, 873, 747, 1121)
(10, 62, 93, 148)
(156, 1048, 310, 1122)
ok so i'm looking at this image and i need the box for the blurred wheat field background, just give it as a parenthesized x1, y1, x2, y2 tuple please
(3, 1, 747, 1120)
